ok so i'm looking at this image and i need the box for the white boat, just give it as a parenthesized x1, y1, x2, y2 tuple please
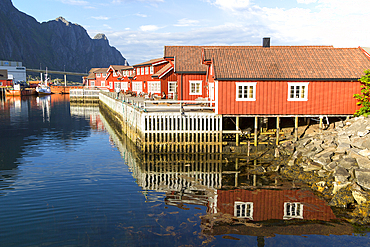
(36, 67, 52, 95)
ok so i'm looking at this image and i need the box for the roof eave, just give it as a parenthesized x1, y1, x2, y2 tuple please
(215, 77, 360, 82)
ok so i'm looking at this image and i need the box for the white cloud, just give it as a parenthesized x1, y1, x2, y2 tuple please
(208, 0, 251, 11)
(297, 0, 317, 3)
(174, 18, 200, 27)
(139, 25, 161, 32)
(112, 0, 163, 3)
(135, 13, 148, 18)
(60, 0, 88, 5)
(92, 16, 110, 20)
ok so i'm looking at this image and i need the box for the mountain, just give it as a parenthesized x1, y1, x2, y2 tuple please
(0, 0, 127, 73)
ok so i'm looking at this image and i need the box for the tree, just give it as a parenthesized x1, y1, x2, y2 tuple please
(354, 70, 370, 117)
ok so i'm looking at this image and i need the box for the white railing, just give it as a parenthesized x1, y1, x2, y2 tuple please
(70, 89, 100, 97)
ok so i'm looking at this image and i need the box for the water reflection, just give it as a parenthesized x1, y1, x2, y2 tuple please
(0, 95, 92, 195)
(98, 104, 359, 241)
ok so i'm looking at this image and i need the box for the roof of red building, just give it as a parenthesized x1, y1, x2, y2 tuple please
(164, 46, 209, 73)
(203, 46, 370, 80)
(152, 63, 173, 79)
(108, 65, 132, 71)
(133, 58, 165, 67)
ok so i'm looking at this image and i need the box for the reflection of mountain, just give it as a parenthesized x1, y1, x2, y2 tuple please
(0, 96, 92, 193)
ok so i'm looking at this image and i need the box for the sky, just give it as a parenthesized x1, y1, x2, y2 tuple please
(11, 0, 370, 66)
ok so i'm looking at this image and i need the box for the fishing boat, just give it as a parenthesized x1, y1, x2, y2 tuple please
(36, 68, 52, 95)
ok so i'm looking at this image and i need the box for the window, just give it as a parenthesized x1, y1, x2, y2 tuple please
(113, 71, 117, 77)
(189, 80, 202, 95)
(141, 67, 144, 75)
(137, 68, 140, 75)
(148, 81, 161, 93)
(90, 80, 95, 87)
(234, 202, 253, 219)
(109, 81, 113, 89)
(168, 81, 177, 93)
(101, 81, 105, 87)
(288, 82, 309, 101)
(121, 82, 128, 91)
(145, 66, 149, 75)
(150, 66, 154, 74)
(114, 82, 120, 89)
(103, 73, 106, 77)
(96, 73, 101, 78)
(284, 202, 303, 219)
(236, 82, 256, 101)
(132, 81, 142, 92)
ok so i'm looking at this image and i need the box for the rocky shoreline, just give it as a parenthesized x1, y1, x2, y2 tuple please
(280, 116, 370, 225)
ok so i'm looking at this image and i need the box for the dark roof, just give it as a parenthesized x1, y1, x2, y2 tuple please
(203, 46, 370, 80)
(93, 68, 109, 73)
(109, 65, 132, 71)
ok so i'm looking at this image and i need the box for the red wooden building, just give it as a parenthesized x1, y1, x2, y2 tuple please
(105, 65, 133, 92)
(86, 68, 109, 90)
(164, 46, 211, 100)
(201, 44, 370, 116)
(131, 58, 174, 97)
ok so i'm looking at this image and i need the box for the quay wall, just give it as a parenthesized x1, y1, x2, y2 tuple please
(99, 92, 223, 153)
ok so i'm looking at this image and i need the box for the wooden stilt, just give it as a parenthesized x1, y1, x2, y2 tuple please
(236, 116, 240, 147)
(319, 116, 323, 132)
(295, 116, 299, 141)
(276, 116, 280, 146)
(254, 117, 258, 146)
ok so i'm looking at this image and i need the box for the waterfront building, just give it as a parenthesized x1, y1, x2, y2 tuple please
(0, 60, 26, 83)
(105, 65, 133, 92)
(130, 58, 173, 98)
(86, 68, 109, 90)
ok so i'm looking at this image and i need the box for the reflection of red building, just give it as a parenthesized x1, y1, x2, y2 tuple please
(217, 189, 336, 221)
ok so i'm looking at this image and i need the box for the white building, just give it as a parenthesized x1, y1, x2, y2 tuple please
(0, 61, 26, 83)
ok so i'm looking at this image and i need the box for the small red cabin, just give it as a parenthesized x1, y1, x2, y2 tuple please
(86, 68, 109, 90)
(105, 65, 133, 92)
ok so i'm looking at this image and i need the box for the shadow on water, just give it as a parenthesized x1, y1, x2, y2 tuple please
(98, 102, 368, 244)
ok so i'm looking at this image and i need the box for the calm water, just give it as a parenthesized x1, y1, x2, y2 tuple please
(0, 94, 369, 247)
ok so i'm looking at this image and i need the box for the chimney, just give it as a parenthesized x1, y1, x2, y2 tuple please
(263, 37, 270, 48)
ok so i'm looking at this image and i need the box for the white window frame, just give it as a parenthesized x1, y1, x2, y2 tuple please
(137, 68, 140, 75)
(168, 81, 177, 94)
(103, 73, 106, 77)
(132, 81, 142, 93)
(121, 82, 128, 91)
(189, 80, 202, 95)
(90, 80, 95, 87)
(114, 81, 120, 89)
(145, 66, 149, 75)
(288, 82, 309, 101)
(109, 81, 113, 89)
(96, 73, 101, 78)
(148, 81, 161, 93)
(113, 71, 117, 77)
(150, 66, 154, 74)
(234, 202, 253, 220)
(235, 82, 256, 101)
(141, 67, 144, 75)
(284, 202, 303, 219)
(101, 81, 105, 87)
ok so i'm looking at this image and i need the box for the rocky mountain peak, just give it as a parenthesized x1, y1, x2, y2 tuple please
(94, 33, 108, 41)
(55, 16, 70, 26)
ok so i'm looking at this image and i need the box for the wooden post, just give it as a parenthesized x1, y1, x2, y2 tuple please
(235, 158, 239, 187)
(294, 116, 298, 141)
(236, 116, 240, 147)
(254, 117, 258, 146)
(319, 116, 323, 132)
(276, 117, 280, 146)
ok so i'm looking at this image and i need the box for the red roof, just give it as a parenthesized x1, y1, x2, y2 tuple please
(203, 46, 370, 80)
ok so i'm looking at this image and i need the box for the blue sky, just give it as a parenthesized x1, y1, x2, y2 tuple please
(11, 0, 370, 65)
